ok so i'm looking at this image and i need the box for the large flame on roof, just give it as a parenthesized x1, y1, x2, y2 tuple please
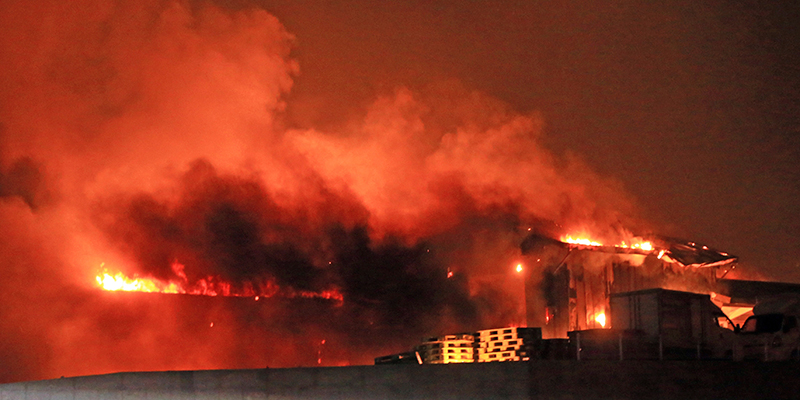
(555, 234, 737, 269)
(97, 271, 181, 294)
(95, 262, 343, 302)
(561, 235, 653, 251)
(562, 236, 603, 247)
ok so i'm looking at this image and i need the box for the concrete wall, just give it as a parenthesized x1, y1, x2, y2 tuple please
(529, 360, 800, 400)
(0, 360, 798, 400)
(0, 362, 528, 400)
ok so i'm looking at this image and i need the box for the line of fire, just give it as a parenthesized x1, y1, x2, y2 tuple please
(376, 232, 800, 364)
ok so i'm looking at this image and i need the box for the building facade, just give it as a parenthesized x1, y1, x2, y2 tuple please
(520, 234, 738, 338)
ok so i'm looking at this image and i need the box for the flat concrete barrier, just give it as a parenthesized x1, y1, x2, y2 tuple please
(0, 360, 798, 399)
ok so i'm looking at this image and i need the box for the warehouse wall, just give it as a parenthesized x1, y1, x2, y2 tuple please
(0, 361, 798, 400)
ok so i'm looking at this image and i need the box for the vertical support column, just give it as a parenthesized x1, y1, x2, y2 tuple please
(696, 342, 701, 360)
(576, 332, 581, 361)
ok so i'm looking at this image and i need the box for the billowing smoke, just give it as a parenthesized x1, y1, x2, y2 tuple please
(0, 0, 643, 382)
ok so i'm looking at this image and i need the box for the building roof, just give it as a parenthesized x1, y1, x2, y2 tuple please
(520, 233, 737, 269)
(716, 279, 800, 304)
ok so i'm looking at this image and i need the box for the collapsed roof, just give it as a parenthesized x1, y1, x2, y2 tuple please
(520, 234, 737, 269)
(659, 237, 737, 269)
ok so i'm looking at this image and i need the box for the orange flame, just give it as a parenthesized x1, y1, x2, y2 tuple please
(561, 235, 654, 252)
(95, 262, 343, 302)
(96, 271, 181, 293)
(594, 312, 606, 328)
(562, 235, 603, 246)
(617, 241, 653, 251)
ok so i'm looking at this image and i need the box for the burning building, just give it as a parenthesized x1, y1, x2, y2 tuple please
(0, 0, 795, 384)
(520, 233, 739, 338)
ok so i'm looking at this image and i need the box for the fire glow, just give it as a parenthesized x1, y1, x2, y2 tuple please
(95, 263, 344, 302)
(594, 312, 606, 328)
(0, 0, 756, 380)
(562, 236, 603, 247)
(96, 271, 181, 294)
(562, 235, 654, 252)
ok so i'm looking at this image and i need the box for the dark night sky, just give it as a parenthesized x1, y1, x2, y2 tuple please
(257, 0, 800, 282)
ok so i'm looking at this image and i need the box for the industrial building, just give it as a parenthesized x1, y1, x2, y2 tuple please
(376, 233, 800, 365)
(519, 234, 743, 338)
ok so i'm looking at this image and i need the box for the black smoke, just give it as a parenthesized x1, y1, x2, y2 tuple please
(93, 159, 491, 335)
